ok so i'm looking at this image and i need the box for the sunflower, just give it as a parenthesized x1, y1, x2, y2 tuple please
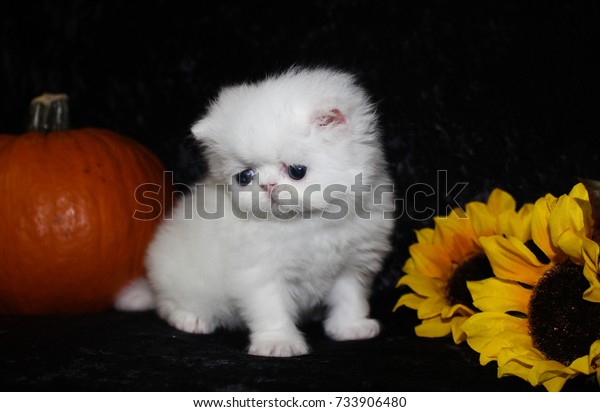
(394, 189, 534, 343)
(462, 183, 600, 391)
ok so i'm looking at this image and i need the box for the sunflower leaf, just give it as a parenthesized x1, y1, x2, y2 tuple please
(581, 179, 600, 243)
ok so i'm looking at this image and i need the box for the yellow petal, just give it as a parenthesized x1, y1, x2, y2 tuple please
(487, 188, 517, 215)
(394, 292, 425, 311)
(496, 345, 575, 391)
(530, 359, 574, 387)
(450, 316, 467, 344)
(480, 235, 548, 286)
(416, 296, 447, 319)
(569, 182, 589, 201)
(550, 194, 586, 248)
(581, 238, 600, 303)
(468, 278, 531, 314)
(441, 303, 474, 318)
(576, 199, 593, 233)
(433, 218, 478, 262)
(497, 203, 534, 242)
(496, 344, 544, 383)
(541, 376, 569, 392)
(497, 345, 546, 369)
(517, 202, 535, 226)
(531, 195, 561, 262)
(467, 202, 498, 238)
(415, 227, 435, 244)
(478, 330, 533, 365)
(408, 243, 452, 279)
(556, 229, 585, 265)
(396, 274, 441, 297)
(497, 358, 532, 382)
(569, 353, 594, 375)
(497, 209, 518, 237)
(415, 317, 452, 338)
(589, 340, 600, 365)
(446, 206, 468, 220)
(462, 312, 528, 353)
(429, 207, 470, 241)
(401, 257, 417, 277)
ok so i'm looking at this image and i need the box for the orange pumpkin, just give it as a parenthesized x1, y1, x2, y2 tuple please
(0, 94, 169, 314)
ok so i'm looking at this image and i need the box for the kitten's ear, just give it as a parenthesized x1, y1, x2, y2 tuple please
(312, 108, 346, 127)
(191, 118, 214, 144)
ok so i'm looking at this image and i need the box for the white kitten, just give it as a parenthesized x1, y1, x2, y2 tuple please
(116, 67, 395, 357)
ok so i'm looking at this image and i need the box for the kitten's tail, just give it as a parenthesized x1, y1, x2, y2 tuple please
(114, 277, 156, 311)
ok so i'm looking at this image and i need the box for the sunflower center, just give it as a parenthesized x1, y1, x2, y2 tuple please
(529, 261, 600, 366)
(445, 252, 494, 309)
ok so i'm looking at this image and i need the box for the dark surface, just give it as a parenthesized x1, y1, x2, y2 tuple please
(1, 0, 599, 391)
(0, 309, 549, 392)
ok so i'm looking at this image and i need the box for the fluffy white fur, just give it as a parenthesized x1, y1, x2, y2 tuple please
(115, 67, 394, 357)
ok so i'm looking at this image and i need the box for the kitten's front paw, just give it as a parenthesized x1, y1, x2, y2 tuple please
(325, 318, 380, 341)
(163, 309, 215, 335)
(248, 335, 310, 357)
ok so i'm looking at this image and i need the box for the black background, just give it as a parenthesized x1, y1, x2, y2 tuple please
(1, 0, 599, 391)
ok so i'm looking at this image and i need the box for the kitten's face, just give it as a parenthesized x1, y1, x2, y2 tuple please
(192, 69, 383, 218)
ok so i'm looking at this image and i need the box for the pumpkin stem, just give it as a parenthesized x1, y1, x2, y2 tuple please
(28, 93, 70, 133)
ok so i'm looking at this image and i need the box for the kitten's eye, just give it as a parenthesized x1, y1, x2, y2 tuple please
(287, 164, 307, 180)
(236, 169, 256, 186)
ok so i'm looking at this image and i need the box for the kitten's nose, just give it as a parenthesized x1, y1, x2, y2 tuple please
(260, 183, 277, 197)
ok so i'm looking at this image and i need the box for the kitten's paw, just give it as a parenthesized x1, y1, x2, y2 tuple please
(248, 335, 310, 357)
(325, 318, 380, 341)
(114, 278, 156, 311)
(164, 309, 215, 334)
